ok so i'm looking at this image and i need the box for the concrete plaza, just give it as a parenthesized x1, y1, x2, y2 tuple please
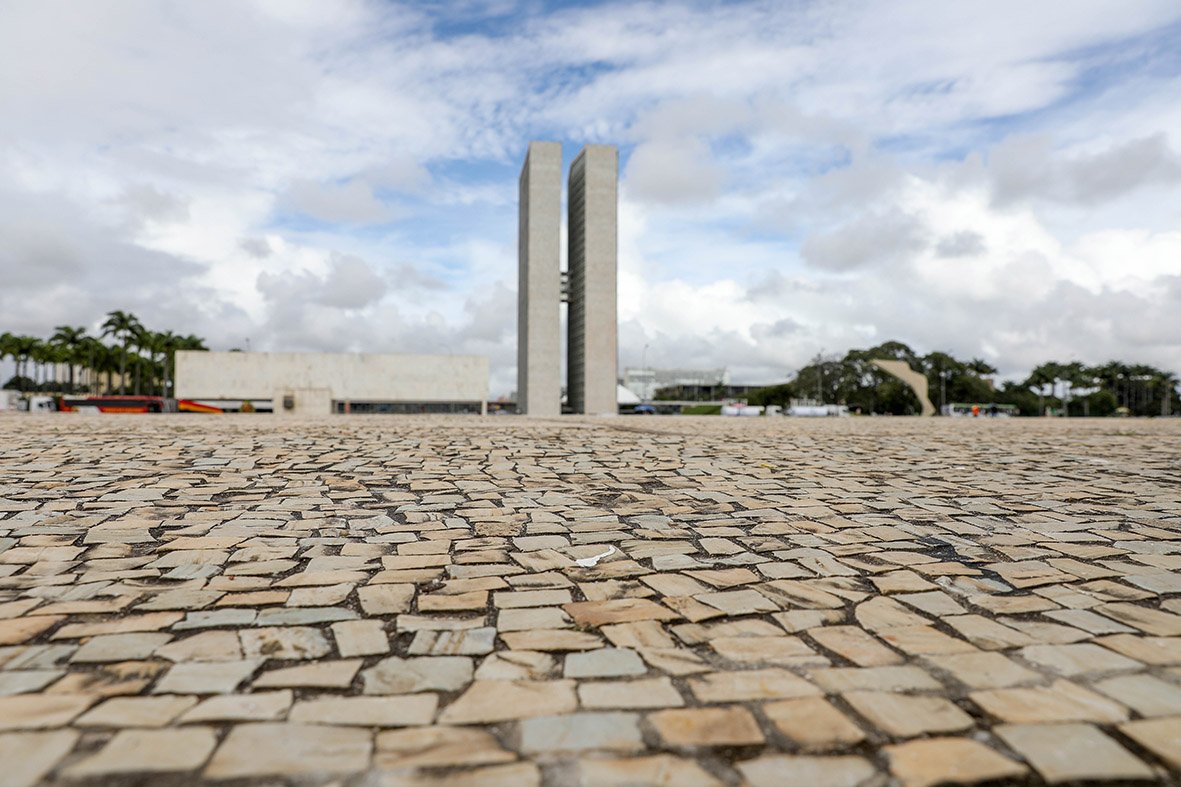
(2, 413, 1180, 785)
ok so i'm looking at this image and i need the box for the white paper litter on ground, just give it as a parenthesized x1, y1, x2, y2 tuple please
(575, 545, 615, 567)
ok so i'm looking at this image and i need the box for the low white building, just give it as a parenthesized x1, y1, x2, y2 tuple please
(175, 351, 489, 415)
(621, 367, 730, 401)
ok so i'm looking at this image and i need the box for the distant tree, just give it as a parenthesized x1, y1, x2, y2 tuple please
(101, 310, 141, 396)
(51, 325, 87, 393)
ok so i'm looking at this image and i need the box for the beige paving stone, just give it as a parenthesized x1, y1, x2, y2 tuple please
(178, 690, 293, 722)
(941, 614, 1036, 650)
(576, 753, 724, 786)
(51, 613, 182, 641)
(578, 676, 685, 709)
(970, 678, 1129, 723)
(287, 581, 354, 607)
(437, 679, 577, 724)
(362, 656, 473, 693)
(1119, 716, 1181, 767)
(810, 625, 903, 666)
(844, 691, 974, 737)
(75, 694, 198, 727)
(65, 726, 217, 777)
(811, 665, 943, 693)
(773, 608, 846, 632)
(0, 670, 62, 696)
(408, 627, 497, 655)
(871, 571, 939, 594)
(673, 618, 782, 645)
(495, 588, 573, 607)
(332, 619, 391, 657)
(0, 616, 63, 646)
(419, 590, 489, 612)
(1094, 673, 1181, 717)
(254, 658, 362, 688)
(497, 606, 572, 631)
(1020, 642, 1142, 676)
(763, 697, 866, 748)
(473, 650, 558, 680)
(358, 583, 416, 615)
(0, 694, 93, 730)
(153, 659, 262, 694)
(1096, 633, 1181, 664)
(878, 625, 979, 656)
(155, 630, 243, 662)
(204, 722, 372, 778)
(1044, 607, 1137, 634)
(565, 647, 646, 678)
(0, 729, 78, 787)
(737, 755, 878, 787)
(44, 659, 162, 696)
(711, 635, 829, 667)
(855, 597, 930, 630)
(239, 626, 331, 660)
(884, 736, 1028, 787)
(69, 631, 172, 663)
(563, 598, 679, 626)
(693, 588, 780, 615)
(689, 667, 820, 703)
(519, 711, 644, 752)
(647, 705, 764, 746)
(1097, 602, 1181, 635)
(289, 694, 438, 726)
(375, 726, 516, 770)
(500, 629, 604, 651)
(925, 652, 1041, 688)
(894, 590, 966, 616)
(997, 722, 1155, 783)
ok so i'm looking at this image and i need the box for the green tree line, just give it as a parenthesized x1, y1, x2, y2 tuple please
(746, 340, 1180, 417)
(1, 311, 207, 397)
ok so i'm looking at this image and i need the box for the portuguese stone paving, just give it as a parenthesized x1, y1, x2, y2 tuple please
(0, 412, 1179, 785)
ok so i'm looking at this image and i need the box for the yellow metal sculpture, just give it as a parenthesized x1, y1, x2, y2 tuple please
(871, 359, 936, 417)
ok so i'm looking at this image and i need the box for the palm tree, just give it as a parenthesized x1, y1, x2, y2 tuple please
(1161, 371, 1179, 417)
(1025, 364, 1058, 416)
(51, 326, 87, 393)
(130, 323, 150, 396)
(154, 330, 179, 398)
(27, 339, 49, 391)
(101, 310, 141, 395)
(0, 333, 16, 388)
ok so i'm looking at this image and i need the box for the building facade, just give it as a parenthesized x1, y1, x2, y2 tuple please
(517, 141, 618, 416)
(175, 352, 488, 415)
(566, 145, 618, 416)
(516, 141, 562, 418)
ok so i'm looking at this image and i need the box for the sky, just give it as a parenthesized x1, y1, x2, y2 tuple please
(2, 0, 1180, 398)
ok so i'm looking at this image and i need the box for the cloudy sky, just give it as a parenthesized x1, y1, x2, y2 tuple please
(2, 0, 1180, 397)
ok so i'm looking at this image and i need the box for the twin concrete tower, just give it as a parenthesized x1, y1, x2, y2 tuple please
(518, 142, 618, 416)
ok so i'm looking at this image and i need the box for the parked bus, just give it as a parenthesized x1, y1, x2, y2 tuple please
(59, 396, 170, 413)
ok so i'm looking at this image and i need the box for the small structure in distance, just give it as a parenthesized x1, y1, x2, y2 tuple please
(871, 359, 935, 417)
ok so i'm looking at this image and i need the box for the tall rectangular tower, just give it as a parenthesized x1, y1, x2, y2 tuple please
(566, 145, 618, 415)
(517, 141, 562, 416)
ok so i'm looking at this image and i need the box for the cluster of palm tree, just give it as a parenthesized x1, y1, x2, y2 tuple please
(1018, 361, 1179, 417)
(0, 311, 207, 397)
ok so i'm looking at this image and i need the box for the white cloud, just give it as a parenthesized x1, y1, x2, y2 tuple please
(285, 180, 396, 226)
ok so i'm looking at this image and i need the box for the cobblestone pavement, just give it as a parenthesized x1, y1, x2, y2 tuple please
(2, 414, 1181, 786)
